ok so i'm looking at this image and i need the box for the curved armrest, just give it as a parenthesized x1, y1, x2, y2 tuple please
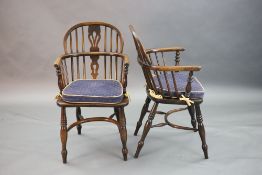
(149, 65, 201, 72)
(146, 47, 185, 54)
(54, 52, 129, 67)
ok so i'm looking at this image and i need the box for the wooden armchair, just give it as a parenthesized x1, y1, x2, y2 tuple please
(54, 22, 129, 163)
(129, 25, 208, 159)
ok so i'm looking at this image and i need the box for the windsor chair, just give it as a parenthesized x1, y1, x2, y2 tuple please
(54, 22, 129, 163)
(129, 25, 208, 159)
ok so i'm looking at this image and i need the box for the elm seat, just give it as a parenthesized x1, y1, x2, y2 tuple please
(153, 72, 204, 99)
(62, 79, 123, 103)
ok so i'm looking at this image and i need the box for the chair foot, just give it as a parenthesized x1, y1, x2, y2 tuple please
(76, 107, 82, 135)
(134, 141, 144, 158)
(203, 145, 208, 159)
(134, 103, 158, 158)
(61, 149, 68, 163)
(134, 97, 151, 136)
(195, 103, 209, 159)
(117, 107, 128, 161)
(60, 107, 68, 163)
(122, 148, 128, 161)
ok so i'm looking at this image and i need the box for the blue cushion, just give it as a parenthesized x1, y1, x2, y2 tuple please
(62, 80, 123, 103)
(153, 72, 204, 98)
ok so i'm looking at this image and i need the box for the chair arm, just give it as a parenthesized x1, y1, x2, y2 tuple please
(149, 65, 201, 72)
(54, 54, 63, 68)
(145, 47, 185, 54)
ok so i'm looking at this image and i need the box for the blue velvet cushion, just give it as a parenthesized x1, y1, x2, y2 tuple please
(153, 72, 204, 98)
(62, 80, 123, 103)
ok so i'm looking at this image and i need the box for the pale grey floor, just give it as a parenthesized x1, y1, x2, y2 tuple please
(0, 86, 262, 175)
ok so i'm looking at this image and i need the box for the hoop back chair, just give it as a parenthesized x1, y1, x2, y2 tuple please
(54, 22, 129, 163)
(129, 25, 208, 159)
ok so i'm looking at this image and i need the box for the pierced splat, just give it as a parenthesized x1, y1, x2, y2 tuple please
(88, 25, 101, 52)
(88, 25, 101, 79)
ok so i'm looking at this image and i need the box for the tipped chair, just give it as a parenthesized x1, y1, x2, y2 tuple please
(54, 22, 129, 163)
(129, 25, 208, 159)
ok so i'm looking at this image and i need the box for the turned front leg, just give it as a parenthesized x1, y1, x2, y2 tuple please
(134, 97, 151, 136)
(134, 103, 158, 158)
(118, 107, 128, 161)
(60, 107, 68, 163)
(195, 103, 208, 159)
(188, 105, 197, 131)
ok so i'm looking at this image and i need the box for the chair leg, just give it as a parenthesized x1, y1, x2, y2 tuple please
(60, 107, 68, 163)
(134, 102, 158, 158)
(76, 107, 82, 135)
(188, 105, 197, 131)
(134, 96, 151, 136)
(117, 107, 128, 161)
(195, 103, 208, 159)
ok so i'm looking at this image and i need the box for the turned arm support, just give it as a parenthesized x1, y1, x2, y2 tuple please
(121, 54, 129, 94)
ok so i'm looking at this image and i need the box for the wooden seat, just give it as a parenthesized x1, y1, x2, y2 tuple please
(54, 22, 129, 163)
(129, 25, 208, 159)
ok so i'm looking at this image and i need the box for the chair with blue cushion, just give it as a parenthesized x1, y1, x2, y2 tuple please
(54, 22, 129, 163)
(129, 25, 208, 159)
